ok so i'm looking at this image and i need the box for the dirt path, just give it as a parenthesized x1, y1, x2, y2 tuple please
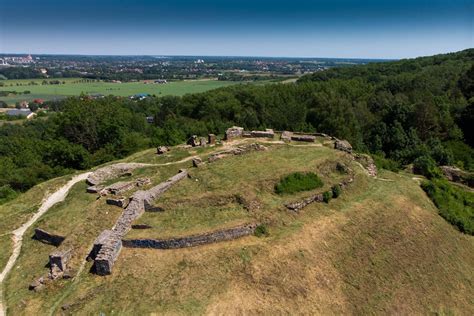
(0, 172, 91, 316)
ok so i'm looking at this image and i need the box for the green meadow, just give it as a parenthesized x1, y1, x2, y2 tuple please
(0, 78, 246, 105)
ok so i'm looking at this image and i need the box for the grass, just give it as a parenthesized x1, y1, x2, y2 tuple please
(2, 140, 474, 315)
(274, 172, 323, 195)
(0, 78, 258, 105)
(421, 179, 474, 235)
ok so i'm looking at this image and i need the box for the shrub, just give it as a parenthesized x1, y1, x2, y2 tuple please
(254, 224, 269, 237)
(323, 191, 332, 203)
(331, 184, 342, 198)
(275, 172, 323, 195)
(421, 179, 474, 235)
(372, 154, 401, 172)
(413, 155, 442, 179)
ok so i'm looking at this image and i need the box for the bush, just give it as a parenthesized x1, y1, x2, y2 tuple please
(331, 184, 342, 198)
(275, 172, 323, 195)
(0, 185, 18, 204)
(323, 191, 332, 203)
(254, 224, 269, 237)
(413, 155, 442, 179)
(421, 179, 474, 235)
(372, 154, 401, 172)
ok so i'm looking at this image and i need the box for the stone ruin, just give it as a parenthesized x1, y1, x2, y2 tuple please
(49, 247, 73, 279)
(106, 196, 129, 208)
(30, 246, 73, 291)
(243, 129, 275, 139)
(33, 228, 65, 246)
(192, 157, 203, 168)
(290, 134, 316, 142)
(92, 169, 188, 275)
(157, 146, 169, 155)
(208, 133, 216, 145)
(187, 135, 207, 147)
(88, 177, 151, 196)
(86, 163, 150, 187)
(224, 126, 244, 140)
(123, 223, 258, 249)
(208, 143, 268, 162)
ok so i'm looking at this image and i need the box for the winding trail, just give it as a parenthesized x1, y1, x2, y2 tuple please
(0, 172, 91, 316)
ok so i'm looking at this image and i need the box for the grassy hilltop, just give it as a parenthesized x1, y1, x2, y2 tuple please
(0, 137, 473, 315)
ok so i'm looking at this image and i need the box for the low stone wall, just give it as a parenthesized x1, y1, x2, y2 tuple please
(291, 135, 316, 142)
(208, 143, 268, 162)
(123, 223, 257, 249)
(33, 228, 65, 246)
(285, 176, 354, 212)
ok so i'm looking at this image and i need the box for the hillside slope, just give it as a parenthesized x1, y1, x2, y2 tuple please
(0, 137, 473, 315)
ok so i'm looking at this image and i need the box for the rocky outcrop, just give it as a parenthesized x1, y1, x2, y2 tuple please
(354, 154, 377, 177)
(334, 139, 353, 153)
(224, 126, 244, 140)
(33, 228, 65, 246)
(123, 223, 258, 249)
(440, 166, 474, 187)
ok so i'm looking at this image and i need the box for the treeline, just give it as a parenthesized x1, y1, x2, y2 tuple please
(0, 49, 473, 203)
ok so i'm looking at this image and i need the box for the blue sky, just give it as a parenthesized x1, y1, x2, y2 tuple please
(0, 0, 472, 58)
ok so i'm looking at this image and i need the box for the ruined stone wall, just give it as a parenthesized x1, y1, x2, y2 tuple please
(285, 175, 354, 212)
(123, 223, 257, 249)
(33, 228, 65, 246)
(92, 170, 188, 275)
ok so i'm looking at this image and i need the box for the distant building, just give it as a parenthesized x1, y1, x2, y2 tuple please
(130, 93, 150, 101)
(88, 93, 105, 99)
(6, 109, 36, 119)
(146, 116, 154, 124)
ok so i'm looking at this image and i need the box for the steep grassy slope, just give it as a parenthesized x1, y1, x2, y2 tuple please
(1, 140, 473, 315)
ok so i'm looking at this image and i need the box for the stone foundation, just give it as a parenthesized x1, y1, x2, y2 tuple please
(290, 134, 316, 142)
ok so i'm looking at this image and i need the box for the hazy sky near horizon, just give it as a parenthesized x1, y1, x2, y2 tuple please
(0, 0, 472, 58)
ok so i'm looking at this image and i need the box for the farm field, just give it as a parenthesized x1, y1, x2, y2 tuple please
(0, 78, 249, 105)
